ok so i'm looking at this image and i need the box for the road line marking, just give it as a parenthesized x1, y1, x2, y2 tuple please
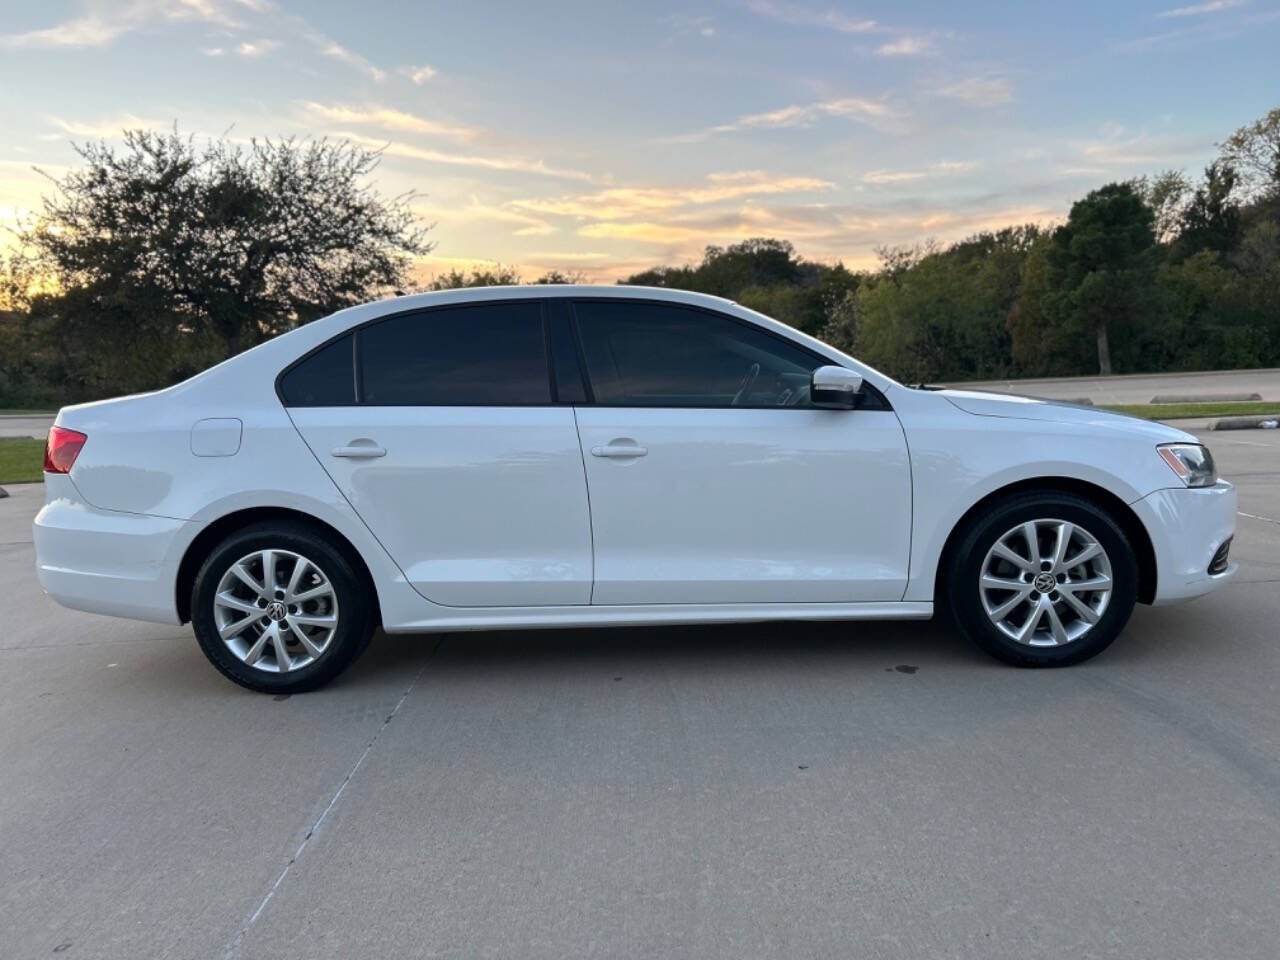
(1214, 437, 1273, 447)
(220, 651, 436, 959)
(1239, 511, 1280, 525)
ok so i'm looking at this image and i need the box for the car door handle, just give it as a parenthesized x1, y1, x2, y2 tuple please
(591, 439, 647, 459)
(331, 442, 386, 459)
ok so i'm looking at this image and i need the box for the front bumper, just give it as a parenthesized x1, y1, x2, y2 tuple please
(1131, 481, 1237, 604)
(33, 475, 187, 624)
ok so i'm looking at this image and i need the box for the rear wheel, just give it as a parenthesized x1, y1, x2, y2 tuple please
(947, 492, 1139, 667)
(191, 522, 374, 693)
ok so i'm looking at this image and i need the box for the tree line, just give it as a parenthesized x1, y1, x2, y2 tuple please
(2, 109, 1277, 406)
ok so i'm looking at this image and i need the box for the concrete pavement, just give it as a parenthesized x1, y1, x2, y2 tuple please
(2, 430, 1279, 958)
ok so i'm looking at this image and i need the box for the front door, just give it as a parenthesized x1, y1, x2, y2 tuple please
(284, 299, 593, 607)
(569, 299, 912, 605)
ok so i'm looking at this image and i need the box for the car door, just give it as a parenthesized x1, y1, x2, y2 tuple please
(282, 299, 593, 607)
(570, 298, 912, 605)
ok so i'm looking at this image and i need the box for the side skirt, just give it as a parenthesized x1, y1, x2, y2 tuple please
(382, 601, 934, 634)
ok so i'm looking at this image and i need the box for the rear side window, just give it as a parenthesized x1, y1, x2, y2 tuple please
(359, 302, 550, 405)
(279, 333, 355, 406)
(572, 300, 821, 407)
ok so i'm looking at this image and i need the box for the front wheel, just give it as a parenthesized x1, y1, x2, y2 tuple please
(947, 492, 1139, 667)
(191, 521, 375, 693)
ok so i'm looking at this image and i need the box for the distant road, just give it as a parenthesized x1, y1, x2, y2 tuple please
(0, 416, 54, 439)
(946, 367, 1280, 405)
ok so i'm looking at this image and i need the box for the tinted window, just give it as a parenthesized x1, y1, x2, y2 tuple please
(359, 302, 550, 405)
(548, 302, 588, 403)
(280, 333, 355, 406)
(573, 301, 821, 407)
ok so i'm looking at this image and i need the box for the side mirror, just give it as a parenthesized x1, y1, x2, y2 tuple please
(811, 366, 863, 409)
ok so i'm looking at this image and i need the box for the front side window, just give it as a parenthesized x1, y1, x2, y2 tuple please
(572, 300, 821, 407)
(359, 302, 550, 405)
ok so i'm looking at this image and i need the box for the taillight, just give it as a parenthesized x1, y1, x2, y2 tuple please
(44, 426, 87, 474)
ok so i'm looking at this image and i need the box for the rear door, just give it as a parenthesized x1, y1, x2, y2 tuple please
(569, 298, 912, 605)
(282, 299, 593, 607)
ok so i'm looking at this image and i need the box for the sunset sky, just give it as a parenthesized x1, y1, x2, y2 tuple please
(2, 0, 1278, 282)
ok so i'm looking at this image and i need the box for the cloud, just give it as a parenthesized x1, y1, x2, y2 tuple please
(1158, 0, 1244, 16)
(303, 102, 477, 141)
(745, 0, 876, 34)
(578, 222, 706, 244)
(512, 172, 834, 220)
(677, 97, 900, 141)
(0, 0, 246, 49)
(662, 14, 716, 38)
(398, 64, 437, 84)
(416, 198, 556, 237)
(317, 39, 386, 82)
(335, 131, 594, 181)
(876, 35, 933, 56)
(861, 162, 976, 184)
(935, 75, 1013, 106)
(862, 170, 927, 184)
(41, 114, 164, 140)
(0, 1, 396, 90)
(1077, 132, 1207, 167)
(235, 38, 279, 56)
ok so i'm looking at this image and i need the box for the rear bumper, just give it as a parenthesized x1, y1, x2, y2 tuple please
(33, 475, 187, 624)
(1132, 481, 1237, 604)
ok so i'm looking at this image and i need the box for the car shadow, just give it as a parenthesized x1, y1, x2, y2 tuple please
(339, 616, 986, 690)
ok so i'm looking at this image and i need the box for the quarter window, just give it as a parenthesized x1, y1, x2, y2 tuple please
(573, 301, 822, 408)
(279, 332, 355, 406)
(359, 302, 550, 405)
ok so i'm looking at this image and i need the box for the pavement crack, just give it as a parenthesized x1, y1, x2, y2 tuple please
(220, 645, 439, 959)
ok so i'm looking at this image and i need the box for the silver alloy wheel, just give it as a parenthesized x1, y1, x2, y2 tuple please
(979, 518, 1113, 647)
(213, 549, 339, 673)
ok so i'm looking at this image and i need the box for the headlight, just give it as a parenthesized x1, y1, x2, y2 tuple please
(1157, 443, 1217, 487)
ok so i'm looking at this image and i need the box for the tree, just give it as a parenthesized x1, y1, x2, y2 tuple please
(1219, 108, 1280, 200)
(1178, 163, 1241, 255)
(425, 265, 522, 289)
(1135, 170, 1191, 243)
(22, 129, 430, 367)
(533, 270, 587, 284)
(854, 231, 1034, 383)
(620, 237, 804, 299)
(1043, 183, 1157, 375)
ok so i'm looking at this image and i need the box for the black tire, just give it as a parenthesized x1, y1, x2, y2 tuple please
(945, 491, 1139, 668)
(191, 521, 375, 693)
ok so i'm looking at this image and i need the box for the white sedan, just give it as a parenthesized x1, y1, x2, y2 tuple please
(34, 286, 1237, 692)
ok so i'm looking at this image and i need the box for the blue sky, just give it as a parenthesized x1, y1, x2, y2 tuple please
(2, 0, 1277, 280)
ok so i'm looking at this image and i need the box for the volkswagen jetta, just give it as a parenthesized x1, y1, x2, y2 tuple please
(34, 287, 1237, 692)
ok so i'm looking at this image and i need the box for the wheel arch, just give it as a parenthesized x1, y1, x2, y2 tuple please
(175, 506, 383, 625)
(934, 477, 1158, 606)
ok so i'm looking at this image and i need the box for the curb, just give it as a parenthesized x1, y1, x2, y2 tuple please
(1152, 392, 1262, 404)
(1212, 415, 1280, 431)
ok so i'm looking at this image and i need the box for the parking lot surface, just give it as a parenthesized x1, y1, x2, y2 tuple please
(2, 429, 1278, 959)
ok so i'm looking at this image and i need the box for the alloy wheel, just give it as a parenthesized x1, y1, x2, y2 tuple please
(978, 518, 1113, 647)
(212, 549, 339, 673)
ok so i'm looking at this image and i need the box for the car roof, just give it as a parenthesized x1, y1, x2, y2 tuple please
(345, 284, 735, 315)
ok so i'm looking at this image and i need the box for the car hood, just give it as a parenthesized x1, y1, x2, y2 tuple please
(939, 389, 1196, 443)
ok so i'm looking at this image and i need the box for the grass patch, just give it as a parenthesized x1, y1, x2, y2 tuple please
(0, 437, 45, 485)
(1100, 401, 1280, 421)
(0, 409, 55, 416)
